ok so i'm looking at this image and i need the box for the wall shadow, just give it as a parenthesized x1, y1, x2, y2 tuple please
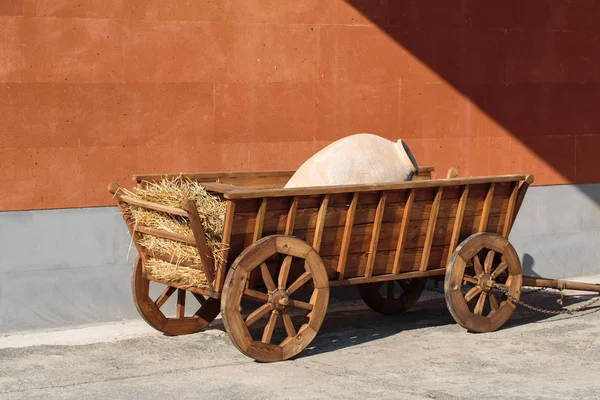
(345, 0, 600, 185)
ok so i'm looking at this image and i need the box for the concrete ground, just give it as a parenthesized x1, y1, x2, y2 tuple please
(1, 289, 600, 400)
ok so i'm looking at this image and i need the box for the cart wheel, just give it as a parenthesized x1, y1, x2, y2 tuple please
(444, 232, 522, 333)
(131, 257, 220, 335)
(221, 235, 329, 362)
(357, 278, 426, 315)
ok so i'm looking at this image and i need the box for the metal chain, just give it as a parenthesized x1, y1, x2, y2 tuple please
(424, 283, 600, 315)
(494, 284, 600, 315)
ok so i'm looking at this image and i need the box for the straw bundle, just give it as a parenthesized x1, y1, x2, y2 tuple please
(120, 176, 226, 288)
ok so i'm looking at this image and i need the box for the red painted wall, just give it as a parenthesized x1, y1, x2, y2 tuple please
(1, 1, 599, 211)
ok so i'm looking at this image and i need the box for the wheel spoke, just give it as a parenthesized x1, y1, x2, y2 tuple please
(287, 271, 312, 295)
(260, 263, 277, 292)
(191, 292, 207, 306)
(282, 312, 297, 338)
(386, 281, 395, 300)
(474, 292, 486, 315)
(244, 288, 269, 303)
(176, 289, 186, 319)
(261, 311, 278, 344)
(463, 275, 478, 285)
(278, 255, 293, 290)
(155, 286, 176, 308)
(488, 292, 499, 312)
(245, 303, 272, 327)
(288, 299, 313, 311)
(473, 255, 484, 276)
(464, 286, 483, 302)
(484, 250, 495, 274)
(491, 261, 508, 279)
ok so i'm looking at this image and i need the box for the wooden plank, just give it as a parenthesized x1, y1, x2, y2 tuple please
(222, 174, 528, 199)
(365, 192, 387, 278)
(108, 183, 150, 265)
(135, 226, 196, 246)
(420, 188, 443, 271)
(144, 273, 219, 298)
(312, 195, 329, 252)
(155, 286, 176, 308)
(140, 249, 205, 271)
(215, 201, 235, 294)
(511, 175, 534, 230)
(446, 185, 469, 265)
(176, 289, 186, 319)
(284, 197, 298, 235)
(253, 197, 268, 243)
(392, 189, 415, 274)
(229, 186, 513, 236)
(329, 268, 447, 287)
(118, 194, 188, 217)
(134, 167, 434, 187)
(182, 200, 216, 288)
(337, 192, 358, 280)
(134, 170, 296, 186)
(478, 183, 495, 232)
(502, 182, 520, 238)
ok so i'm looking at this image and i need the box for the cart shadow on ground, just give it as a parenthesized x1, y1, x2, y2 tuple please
(202, 286, 600, 361)
(297, 290, 600, 360)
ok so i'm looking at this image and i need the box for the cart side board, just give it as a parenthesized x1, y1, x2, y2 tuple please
(215, 174, 533, 290)
(115, 170, 533, 296)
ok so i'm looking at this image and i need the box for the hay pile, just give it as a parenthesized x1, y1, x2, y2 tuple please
(119, 176, 227, 288)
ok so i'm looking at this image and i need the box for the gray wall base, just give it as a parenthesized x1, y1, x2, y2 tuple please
(2, 184, 600, 333)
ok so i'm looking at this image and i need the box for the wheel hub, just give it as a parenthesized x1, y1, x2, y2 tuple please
(269, 289, 290, 311)
(479, 273, 495, 292)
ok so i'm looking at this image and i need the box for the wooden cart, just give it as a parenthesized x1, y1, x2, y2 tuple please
(109, 167, 600, 362)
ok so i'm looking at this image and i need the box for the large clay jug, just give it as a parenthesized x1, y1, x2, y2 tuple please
(285, 134, 418, 188)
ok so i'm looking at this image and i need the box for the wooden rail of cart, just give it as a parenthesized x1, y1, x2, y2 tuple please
(109, 167, 600, 362)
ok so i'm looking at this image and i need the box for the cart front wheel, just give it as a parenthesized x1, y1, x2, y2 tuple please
(131, 257, 220, 335)
(444, 232, 522, 333)
(357, 278, 426, 315)
(221, 235, 329, 362)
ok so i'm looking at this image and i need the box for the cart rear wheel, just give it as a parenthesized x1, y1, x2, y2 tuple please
(131, 257, 220, 335)
(444, 232, 522, 333)
(221, 235, 329, 362)
(357, 278, 426, 315)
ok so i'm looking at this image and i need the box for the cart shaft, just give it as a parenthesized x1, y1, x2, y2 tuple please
(523, 276, 600, 293)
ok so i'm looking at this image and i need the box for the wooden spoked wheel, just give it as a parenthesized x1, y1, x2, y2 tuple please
(131, 257, 221, 335)
(357, 278, 426, 315)
(221, 235, 330, 362)
(444, 232, 522, 333)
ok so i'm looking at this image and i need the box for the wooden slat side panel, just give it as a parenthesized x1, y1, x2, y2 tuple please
(229, 190, 512, 236)
(322, 247, 451, 278)
(229, 213, 506, 260)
